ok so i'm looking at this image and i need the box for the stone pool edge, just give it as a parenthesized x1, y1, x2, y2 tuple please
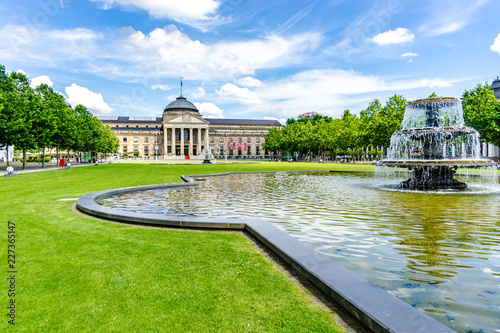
(76, 170, 454, 333)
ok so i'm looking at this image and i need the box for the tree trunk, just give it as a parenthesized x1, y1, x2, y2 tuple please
(5, 146, 9, 167)
(22, 149, 27, 169)
(42, 149, 46, 168)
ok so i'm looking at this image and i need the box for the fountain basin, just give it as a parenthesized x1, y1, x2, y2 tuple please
(379, 97, 496, 190)
(76, 171, 456, 333)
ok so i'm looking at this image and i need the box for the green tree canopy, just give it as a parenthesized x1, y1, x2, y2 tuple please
(462, 83, 500, 146)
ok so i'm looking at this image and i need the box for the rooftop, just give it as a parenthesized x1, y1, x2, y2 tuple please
(98, 116, 282, 127)
(491, 77, 500, 90)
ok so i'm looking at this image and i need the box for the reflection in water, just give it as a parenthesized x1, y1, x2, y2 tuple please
(101, 173, 500, 332)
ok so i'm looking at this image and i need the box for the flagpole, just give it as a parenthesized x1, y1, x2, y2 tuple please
(180, 76, 183, 96)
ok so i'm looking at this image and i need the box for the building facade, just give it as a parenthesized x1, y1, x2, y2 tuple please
(99, 96, 282, 159)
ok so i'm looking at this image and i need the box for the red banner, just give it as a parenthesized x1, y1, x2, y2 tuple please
(227, 142, 230, 150)
(244, 143, 247, 151)
(238, 142, 241, 150)
(233, 142, 236, 150)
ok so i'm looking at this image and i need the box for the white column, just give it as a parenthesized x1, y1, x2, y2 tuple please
(189, 128, 193, 156)
(442, 144, 447, 158)
(205, 127, 209, 153)
(197, 127, 201, 155)
(163, 125, 168, 157)
(461, 143, 466, 158)
(172, 127, 176, 156)
(180, 127, 184, 157)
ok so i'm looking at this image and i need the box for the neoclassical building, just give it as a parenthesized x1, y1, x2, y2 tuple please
(99, 96, 282, 159)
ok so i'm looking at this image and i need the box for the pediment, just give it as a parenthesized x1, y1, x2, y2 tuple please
(165, 113, 209, 125)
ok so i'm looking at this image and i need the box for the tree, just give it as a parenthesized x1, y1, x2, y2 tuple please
(34, 84, 58, 168)
(0, 71, 39, 168)
(462, 83, 500, 147)
(97, 125, 120, 156)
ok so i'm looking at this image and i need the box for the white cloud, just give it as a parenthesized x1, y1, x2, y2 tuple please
(490, 33, 500, 55)
(216, 83, 262, 105)
(233, 69, 465, 119)
(151, 84, 171, 91)
(190, 87, 206, 99)
(419, 0, 492, 36)
(30, 75, 54, 88)
(65, 83, 113, 114)
(402, 52, 418, 57)
(90, 0, 222, 29)
(236, 76, 263, 87)
(0, 25, 101, 65)
(372, 28, 415, 45)
(194, 102, 223, 118)
(16, 69, 27, 75)
(0, 25, 321, 82)
(419, 79, 452, 88)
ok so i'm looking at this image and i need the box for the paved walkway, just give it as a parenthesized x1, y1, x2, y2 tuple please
(1, 162, 95, 174)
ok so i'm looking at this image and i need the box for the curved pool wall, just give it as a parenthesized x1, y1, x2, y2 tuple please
(77, 171, 454, 333)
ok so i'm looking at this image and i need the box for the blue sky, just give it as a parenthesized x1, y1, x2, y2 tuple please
(1, 0, 499, 122)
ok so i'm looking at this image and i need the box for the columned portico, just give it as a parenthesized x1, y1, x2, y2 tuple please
(161, 96, 210, 159)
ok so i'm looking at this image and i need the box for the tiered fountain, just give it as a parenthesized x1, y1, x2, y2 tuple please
(377, 97, 496, 190)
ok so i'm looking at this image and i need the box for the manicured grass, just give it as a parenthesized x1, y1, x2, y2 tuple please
(0, 162, 369, 332)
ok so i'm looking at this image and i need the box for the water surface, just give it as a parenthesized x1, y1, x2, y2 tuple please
(101, 172, 500, 332)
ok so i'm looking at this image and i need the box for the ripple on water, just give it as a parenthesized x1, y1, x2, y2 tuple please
(100, 173, 500, 332)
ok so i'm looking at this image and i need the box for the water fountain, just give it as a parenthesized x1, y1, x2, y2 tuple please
(377, 97, 496, 190)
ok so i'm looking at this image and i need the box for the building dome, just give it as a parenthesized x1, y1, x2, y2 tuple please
(164, 96, 199, 113)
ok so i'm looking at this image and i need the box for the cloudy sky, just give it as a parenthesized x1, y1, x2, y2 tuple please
(1, 0, 499, 122)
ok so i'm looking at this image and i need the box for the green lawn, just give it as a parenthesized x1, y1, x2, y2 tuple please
(0, 162, 374, 332)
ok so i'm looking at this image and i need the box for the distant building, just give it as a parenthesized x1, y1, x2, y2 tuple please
(491, 77, 500, 100)
(98, 96, 282, 159)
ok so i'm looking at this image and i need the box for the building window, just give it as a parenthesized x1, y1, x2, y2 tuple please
(123, 146, 128, 152)
(144, 137, 149, 143)
(256, 138, 260, 143)
(210, 137, 214, 143)
(229, 138, 233, 143)
(256, 146, 260, 155)
(238, 138, 242, 143)
(219, 138, 224, 143)
(144, 146, 149, 156)
(220, 146, 224, 155)
(133, 146, 138, 151)
(247, 144, 251, 155)
(167, 146, 172, 154)
(123, 137, 127, 142)
(134, 137, 138, 142)
(247, 138, 251, 143)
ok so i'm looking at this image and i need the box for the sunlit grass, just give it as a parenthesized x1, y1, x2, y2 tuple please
(0, 162, 359, 332)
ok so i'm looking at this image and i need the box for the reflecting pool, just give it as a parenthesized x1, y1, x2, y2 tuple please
(101, 172, 500, 332)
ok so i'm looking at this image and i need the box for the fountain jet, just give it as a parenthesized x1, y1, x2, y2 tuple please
(377, 97, 496, 190)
